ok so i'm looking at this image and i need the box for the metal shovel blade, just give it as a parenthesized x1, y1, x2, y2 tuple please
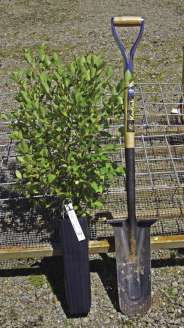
(110, 220, 153, 317)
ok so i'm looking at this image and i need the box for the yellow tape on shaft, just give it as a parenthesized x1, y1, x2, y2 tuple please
(125, 132, 135, 148)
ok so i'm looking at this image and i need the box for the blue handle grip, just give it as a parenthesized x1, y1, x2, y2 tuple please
(111, 16, 144, 72)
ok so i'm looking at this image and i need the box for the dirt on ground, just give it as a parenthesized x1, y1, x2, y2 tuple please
(0, 0, 183, 82)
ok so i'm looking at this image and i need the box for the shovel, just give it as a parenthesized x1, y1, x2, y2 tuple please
(108, 16, 155, 316)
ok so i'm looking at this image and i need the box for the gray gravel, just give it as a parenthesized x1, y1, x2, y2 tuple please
(0, 0, 184, 327)
(1, 253, 184, 327)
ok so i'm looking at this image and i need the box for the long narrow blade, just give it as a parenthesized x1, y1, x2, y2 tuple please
(113, 221, 152, 316)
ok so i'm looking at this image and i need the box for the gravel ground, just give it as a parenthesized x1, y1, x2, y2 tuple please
(1, 252, 184, 328)
(0, 0, 184, 327)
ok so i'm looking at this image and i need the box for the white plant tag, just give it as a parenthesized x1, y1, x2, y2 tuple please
(64, 202, 86, 241)
(171, 107, 180, 115)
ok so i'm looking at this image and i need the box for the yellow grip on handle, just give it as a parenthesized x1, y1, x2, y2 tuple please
(113, 16, 144, 27)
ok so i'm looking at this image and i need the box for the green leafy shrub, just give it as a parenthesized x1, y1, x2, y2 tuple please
(5, 46, 124, 216)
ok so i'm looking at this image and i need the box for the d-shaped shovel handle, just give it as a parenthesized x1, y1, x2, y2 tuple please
(111, 16, 144, 72)
(113, 16, 144, 27)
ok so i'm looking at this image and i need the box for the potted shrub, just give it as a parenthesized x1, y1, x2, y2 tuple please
(4, 46, 124, 315)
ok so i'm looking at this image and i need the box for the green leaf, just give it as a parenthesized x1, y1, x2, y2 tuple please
(106, 67, 113, 78)
(0, 113, 9, 120)
(69, 62, 75, 74)
(24, 49, 35, 66)
(38, 45, 46, 62)
(117, 96, 123, 105)
(47, 174, 56, 183)
(98, 185, 103, 193)
(116, 165, 125, 175)
(15, 170, 22, 179)
(44, 55, 51, 67)
(78, 56, 86, 67)
(64, 78, 70, 87)
(91, 181, 103, 193)
(86, 54, 92, 65)
(84, 70, 90, 81)
(39, 72, 49, 94)
(93, 55, 103, 68)
(90, 67, 96, 79)
(117, 79, 125, 92)
(112, 86, 116, 96)
(102, 144, 115, 152)
(93, 200, 103, 208)
(18, 141, 29, 153)
(11, 70, 23, 82)
(20, 91, 30, 104)
(17, 156, 25, 164)
(52, 52, 59, 64)
(53, 71, 61, 81)
(75, 90, 84, 105)
(11, 131, 22, 140)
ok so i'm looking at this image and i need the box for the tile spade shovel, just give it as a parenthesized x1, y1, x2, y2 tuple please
(108, 16, 156, 317)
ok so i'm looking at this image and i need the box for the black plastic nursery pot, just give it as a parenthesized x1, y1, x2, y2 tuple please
(61, 215, 91, 316)
(108, 219, 155, 317)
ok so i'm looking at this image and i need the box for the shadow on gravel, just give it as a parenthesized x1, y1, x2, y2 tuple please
(151, 256, 184, 268)
(90, 253, 184, 311)
(1, 253, 184, 316)
(0, 257, 69, 316)
(0, 266, 42, 277)
(41, 257, 93, 318)
(41, 256, 71, 316)
(90, 254, 120, 311)
(41, 257, 88, 318)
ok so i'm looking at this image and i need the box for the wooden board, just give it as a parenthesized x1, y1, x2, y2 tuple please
(0, 235, 184, 260)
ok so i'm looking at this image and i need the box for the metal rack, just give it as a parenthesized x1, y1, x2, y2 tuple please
(0, 81, 183, 258)
(90, 82, 184, 239)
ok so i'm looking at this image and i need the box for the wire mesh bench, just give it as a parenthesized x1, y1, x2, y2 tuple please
(0, 81, 183, 261)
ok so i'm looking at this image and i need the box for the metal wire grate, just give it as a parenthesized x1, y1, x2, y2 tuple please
(90, 82, 184, 238)
(0, 81, 183, 246)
